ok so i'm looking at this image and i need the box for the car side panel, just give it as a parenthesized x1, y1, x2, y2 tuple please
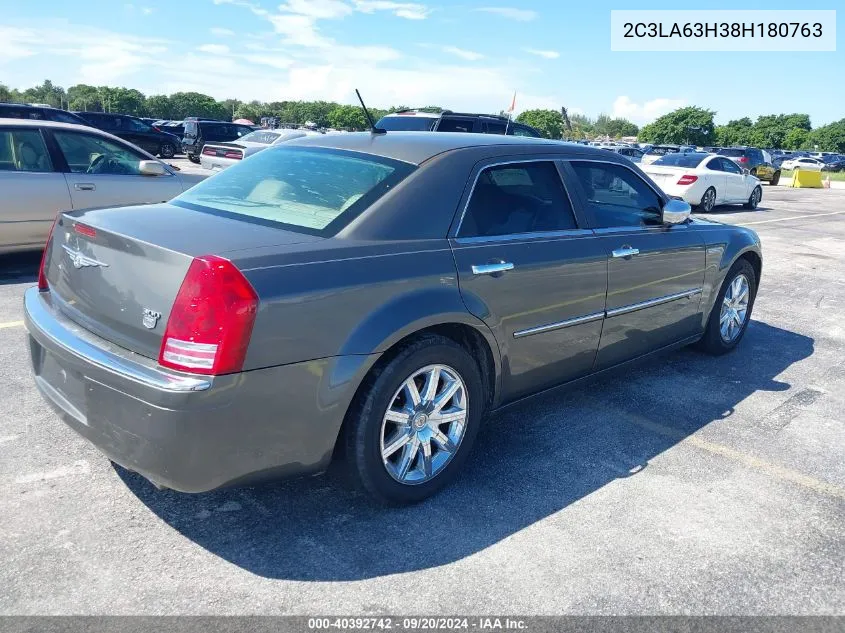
(0, 171, 72, 253)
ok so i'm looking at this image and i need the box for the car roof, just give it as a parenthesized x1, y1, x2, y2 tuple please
(0, 118, 159, 156)
(285, 131, 604, 165)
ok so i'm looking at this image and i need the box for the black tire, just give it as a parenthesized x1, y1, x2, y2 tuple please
(697, 187, 716, 213)
(187, 154, 200, 164)
(345, 334, 485, 504)
(159, 143, 175, 159)
(743, 185, 762, 209)
(770, 170, 780, 186)
(750, 168, 757, 177)
(696, 258, 757, 355)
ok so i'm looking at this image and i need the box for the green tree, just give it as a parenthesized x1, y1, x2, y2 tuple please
(21, 80, 66, 108)
(715, 117, 753, 147)
(144, 94, 172, 118)
(810, 119, 845, 152)
(233, 100, 264, 122)
(515, 109, 564, 139)
(67, 84, 102, 111)
(168, 92, 229, 120)
(327, 104, 368, 130)
(636, 106, 715, 145)
(0, 83, 19, 103)
(784, 127, 810, 150)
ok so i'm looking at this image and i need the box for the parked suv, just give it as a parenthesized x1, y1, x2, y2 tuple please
(74, 112, 181, 159)
(182, 119, 254, 163)
(375, 110, 542, 137)
(0, 103, 89, 126)
(718, 146, 780, 185)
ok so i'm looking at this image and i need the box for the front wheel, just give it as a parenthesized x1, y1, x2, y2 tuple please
(744, 185, 762, 209)
(696, 258, 757, 355)
(345, 335, 484, 504)
(698, 187, 716, 213)
(187, 154, 200, 164)
(159, 143, 175, 159)
(770, 170, 780, 186)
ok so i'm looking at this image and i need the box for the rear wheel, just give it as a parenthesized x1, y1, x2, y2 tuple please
(770, 170, 780, 186)
(698, 187, 716, 212)
(345, 335, 484, 504)
(696, 258, 757, 355)
(744, 185, 762, 209)
(159, 143, 175, 159)
(187, 154, 200, 164)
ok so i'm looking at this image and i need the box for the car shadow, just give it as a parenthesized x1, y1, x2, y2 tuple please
(117, 320, 812, 581)
(0, 252, 41, 286)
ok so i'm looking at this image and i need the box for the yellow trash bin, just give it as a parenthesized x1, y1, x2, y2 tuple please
(791, 169, 823, 188)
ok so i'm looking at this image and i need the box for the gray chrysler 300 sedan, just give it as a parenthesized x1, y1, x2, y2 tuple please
(24, 132, 762, 504)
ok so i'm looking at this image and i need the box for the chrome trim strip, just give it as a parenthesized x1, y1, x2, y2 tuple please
(606, 288, 702, 318)
(454, 158, 579, 237)
(23, 288, 211, 393)
(513, 311, 605, 339)
(455, 228, 594, 245)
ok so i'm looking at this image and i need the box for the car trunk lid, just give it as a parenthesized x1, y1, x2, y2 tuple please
(44, 202, 321, 360)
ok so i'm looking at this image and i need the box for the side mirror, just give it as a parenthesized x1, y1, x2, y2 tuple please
(662, 198, 691, 224)
(741, 167, 751, 175)
(139, 160, 166, 176)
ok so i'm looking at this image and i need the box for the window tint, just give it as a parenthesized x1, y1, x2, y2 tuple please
(124, 117, 151, 132)
(652, 153, 707, 168)
(437, 118, 474, 133)
(459, 161, 577, 237)
(485, 121, 506, 135)
(570, 161, 662, 228)
(720, 158, 742, 174)
(718, 148, 746, 158)
(512, 125, 539, 137)
(706, 159, 723, 171)
(53, 131, 146, 175)
(0, 129, 53, 172)
(0, 106, 43, 120)
(49, 110, 85, 124)
(374, 116, 436, 131)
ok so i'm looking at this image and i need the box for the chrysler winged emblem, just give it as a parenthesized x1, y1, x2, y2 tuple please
(142, 309, 162, 330)
(61, 244, 109, 270)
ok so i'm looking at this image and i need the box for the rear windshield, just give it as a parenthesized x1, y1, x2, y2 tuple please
(375, 115, 436, 131)
(647, 146, 679, 156)
(652, 153, 707, 167)
(172, 147, 415, 236)
(239, 130, 283, 144)
(718, 148, 746, 157)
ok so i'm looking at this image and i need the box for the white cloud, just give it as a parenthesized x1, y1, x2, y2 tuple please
(198, 44, 231, 54)
(280, 0, 352, 19)
(353, 1, 429, 20)
(210, 27, 235, 36)
(475, 7, 537, 21)
(523, 48, 559, 59)
(442, 46, 484, 61)
(612, 95, 688, 124)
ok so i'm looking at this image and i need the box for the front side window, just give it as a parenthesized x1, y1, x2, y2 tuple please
(485, 121, 507, 135)
(172, 147, 415, 236)
(437, 118, 474, 133)
(53, 131, 146, 175)
(0, 129, 53, 172)
(720, 158, 742, 174)
(125, 117, 151, 132)
(570, 161, 662, 228)
(459, 161, 577, 237)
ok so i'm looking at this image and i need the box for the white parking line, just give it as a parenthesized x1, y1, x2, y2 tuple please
(0, 321, 24, 329)
(739, 210, 845, 226)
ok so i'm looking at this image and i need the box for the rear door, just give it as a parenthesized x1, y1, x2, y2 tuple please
(0, 126, 71, 251)
(48, 128, 182, 209)
(564, 159, 706, 370)
(450, 158, 607, 401)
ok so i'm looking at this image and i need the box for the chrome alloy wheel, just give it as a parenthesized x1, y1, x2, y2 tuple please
(720, 273, 750, 342)
(380, 364, 468, 485)
(702, 188, 716, 212)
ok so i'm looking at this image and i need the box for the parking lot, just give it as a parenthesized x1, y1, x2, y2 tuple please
(1, 186, 843, 615)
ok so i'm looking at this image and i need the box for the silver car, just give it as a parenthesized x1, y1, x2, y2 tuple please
(199, 128, 322, 171)
(0, 119, 205, 254)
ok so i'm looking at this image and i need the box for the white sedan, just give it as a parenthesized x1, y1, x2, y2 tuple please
(199, 128, 322, 171)
(780, 156, 824, 171)
(642, 152, 762, 212)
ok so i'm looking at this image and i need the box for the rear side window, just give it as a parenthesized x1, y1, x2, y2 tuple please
(0, 106, 43, 120)
(0, 129, 53, 172)
(485, 121, 507, 135)
(718, 148, 746, 158)
(511, 125, 540, 138)
(172, 147, 415, 236)
(374, 115, 436, 131)
(49, 110, 85, 125)
(459, 161, 577, 237)
(437, 118, 474, 133)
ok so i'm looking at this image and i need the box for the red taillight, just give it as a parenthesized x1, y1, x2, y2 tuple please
(73, 223, 96, 239)
(202, 148, 216, 156)
(677, 174, 698, 185)
(38, 216, 60, 291)
(153, 126, 162, 132)
(738, 156, 748, 163)
(158, 255, 258, 375)
(223, 151, 242, 160)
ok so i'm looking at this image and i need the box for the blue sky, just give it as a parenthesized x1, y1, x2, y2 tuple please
(1, 0, 842, 125)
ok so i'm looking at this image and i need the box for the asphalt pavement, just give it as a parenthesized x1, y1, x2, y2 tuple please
(0, 186, 843, 615)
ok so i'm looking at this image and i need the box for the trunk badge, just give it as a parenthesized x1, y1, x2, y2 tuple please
(61, 244, 109, 270)
(142, 309, 162, 330)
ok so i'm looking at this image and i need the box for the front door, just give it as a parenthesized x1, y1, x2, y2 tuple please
(719, 157, 749, 202)
(565, 159, 706, 370)
(450, 158, 607, 401)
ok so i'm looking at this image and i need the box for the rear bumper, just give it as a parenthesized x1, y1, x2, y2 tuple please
(24, 287, 375, 492)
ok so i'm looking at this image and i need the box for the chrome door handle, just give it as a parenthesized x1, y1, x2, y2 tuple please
(471, 262, 514, 276)
(612, 246, 640, 259)
(74, 183, 96, 191)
